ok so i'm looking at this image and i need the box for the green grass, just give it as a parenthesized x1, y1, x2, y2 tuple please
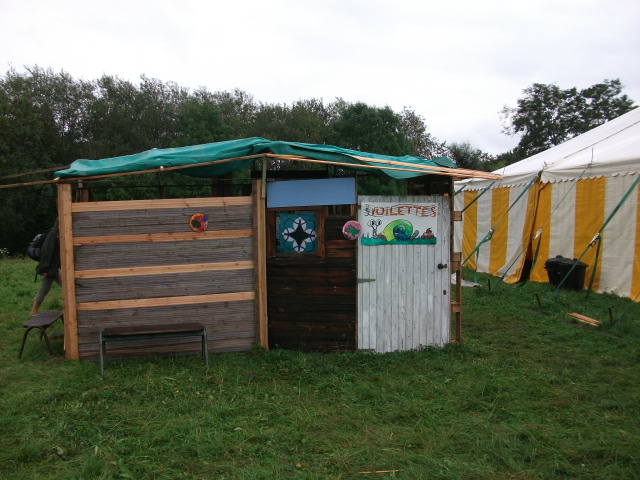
(1, 257, 639, 479)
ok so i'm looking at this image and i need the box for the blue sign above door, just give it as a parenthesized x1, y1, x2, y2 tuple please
(266, 177, 356, 208)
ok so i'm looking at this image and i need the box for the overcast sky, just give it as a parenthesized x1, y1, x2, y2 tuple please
(2, 0, 639, 156)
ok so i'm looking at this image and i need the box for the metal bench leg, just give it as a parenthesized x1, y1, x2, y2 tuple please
(18, 327, 33, 359)
(99, 332, 106, 376)
(202, 327, 209, 366)
(18, 327, 54, 358)
(39, 327, 54, 355)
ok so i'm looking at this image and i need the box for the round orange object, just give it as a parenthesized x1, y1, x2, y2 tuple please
(189, 214, 208, 232)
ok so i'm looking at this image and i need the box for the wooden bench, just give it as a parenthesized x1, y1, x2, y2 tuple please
(99, 323, 208, 375)
(18, 310, 64, 359)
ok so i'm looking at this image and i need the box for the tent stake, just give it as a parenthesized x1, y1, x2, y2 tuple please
(535, 293, 542, 309)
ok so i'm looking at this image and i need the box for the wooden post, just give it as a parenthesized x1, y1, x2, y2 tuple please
(261, 157, 267, 199)
(57, 183, 79, 359)
(75, 180, 90, 202)
(450, 178, 462, 343)
(252, 179, 269, 350)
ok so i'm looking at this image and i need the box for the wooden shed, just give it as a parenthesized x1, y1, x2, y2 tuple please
(51, 139, 500, 361)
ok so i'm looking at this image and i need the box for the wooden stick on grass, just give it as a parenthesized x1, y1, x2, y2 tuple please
(568, 313, 601, 326)
(357, 470, 403, 475)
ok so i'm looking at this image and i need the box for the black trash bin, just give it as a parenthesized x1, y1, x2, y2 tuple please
(544, 255, 588, 291)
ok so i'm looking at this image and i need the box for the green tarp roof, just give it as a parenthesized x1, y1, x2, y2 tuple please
(54, 138, 456, 180)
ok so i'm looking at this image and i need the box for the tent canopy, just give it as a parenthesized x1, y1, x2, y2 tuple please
(461, 107, 640, 190)
(54, 137, 461, 180)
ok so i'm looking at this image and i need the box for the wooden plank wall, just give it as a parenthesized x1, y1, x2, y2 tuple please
(62, 194, 258, 361)
(267, 215, 357, 352)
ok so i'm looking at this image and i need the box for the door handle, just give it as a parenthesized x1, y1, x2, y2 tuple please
(437, 263, 448, 270)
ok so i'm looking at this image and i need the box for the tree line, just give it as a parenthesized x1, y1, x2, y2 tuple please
(0, 66, 635, 254)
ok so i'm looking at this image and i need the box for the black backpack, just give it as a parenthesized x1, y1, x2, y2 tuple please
(27, 230, 49, 261)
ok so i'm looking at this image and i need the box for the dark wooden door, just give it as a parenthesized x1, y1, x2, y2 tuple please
(266, 213, 357, 352)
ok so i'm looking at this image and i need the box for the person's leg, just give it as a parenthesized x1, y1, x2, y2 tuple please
(30, 301, 42, 316)
(31, 276, 55, 315)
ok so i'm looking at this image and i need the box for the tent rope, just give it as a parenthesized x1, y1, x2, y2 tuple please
(585, 235, 602, 298)
(454, 184, 467, 196)
(461, 181, 496, 213)
(462, 174, 538, 267)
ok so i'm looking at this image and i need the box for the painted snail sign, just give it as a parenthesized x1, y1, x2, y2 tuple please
(359, 202, 438, 246)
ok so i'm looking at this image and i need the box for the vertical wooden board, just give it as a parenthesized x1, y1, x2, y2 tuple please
(390, 244, 400, 351)
(374, 245, 385, 352)
(252, 180, 268, 349)
(413, 243, 420, 348)
(428, 199, 439, 346)
(412, 243, 422, 350)
(357, 236, 369, 349)
(397, 245, 407, 351)
(431, 196, 442, 346)
(57, 183, 79, 360)
(432, 195, 448, 346)
(356, 236, 363, 348)
(366, 244, 375, 351)
(420, 241, 430, 347)
(372, 245, 383, 352)
(442, 196, 452, 345)
(384, 245, 392, 352)
(404, 244, 415, 349)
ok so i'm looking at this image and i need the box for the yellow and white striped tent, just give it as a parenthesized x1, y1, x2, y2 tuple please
(454, 108, 640, 301)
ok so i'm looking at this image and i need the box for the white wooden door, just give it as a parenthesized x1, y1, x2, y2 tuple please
(357, 195, 450, 352)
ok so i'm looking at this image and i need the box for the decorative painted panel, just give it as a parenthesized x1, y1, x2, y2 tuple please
(275, 211, 319, 254)
(360, 202, 438, 245)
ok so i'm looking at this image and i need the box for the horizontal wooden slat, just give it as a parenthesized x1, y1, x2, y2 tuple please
(268, 338, 355, 352)
(269, 321, 354, 333)
(267, 267, 355, 279)
(77, 300, 254, 325)
(266, 257, 355, 268)
(102, 323, 205, 336)
(267, 293, 356, 306)
(77, 291, 254, 311)
(268, 312, 354, 323)
(74, 238, 253, 270)
(75, 269, 254, 302)
(75, 260, 254, 279)
(267, 274, 355, 287)
(73, 229, 252, 246)
(72, 205, 252, 236)
(268, 284, 354, 296)
(71, 196, 252, 213)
